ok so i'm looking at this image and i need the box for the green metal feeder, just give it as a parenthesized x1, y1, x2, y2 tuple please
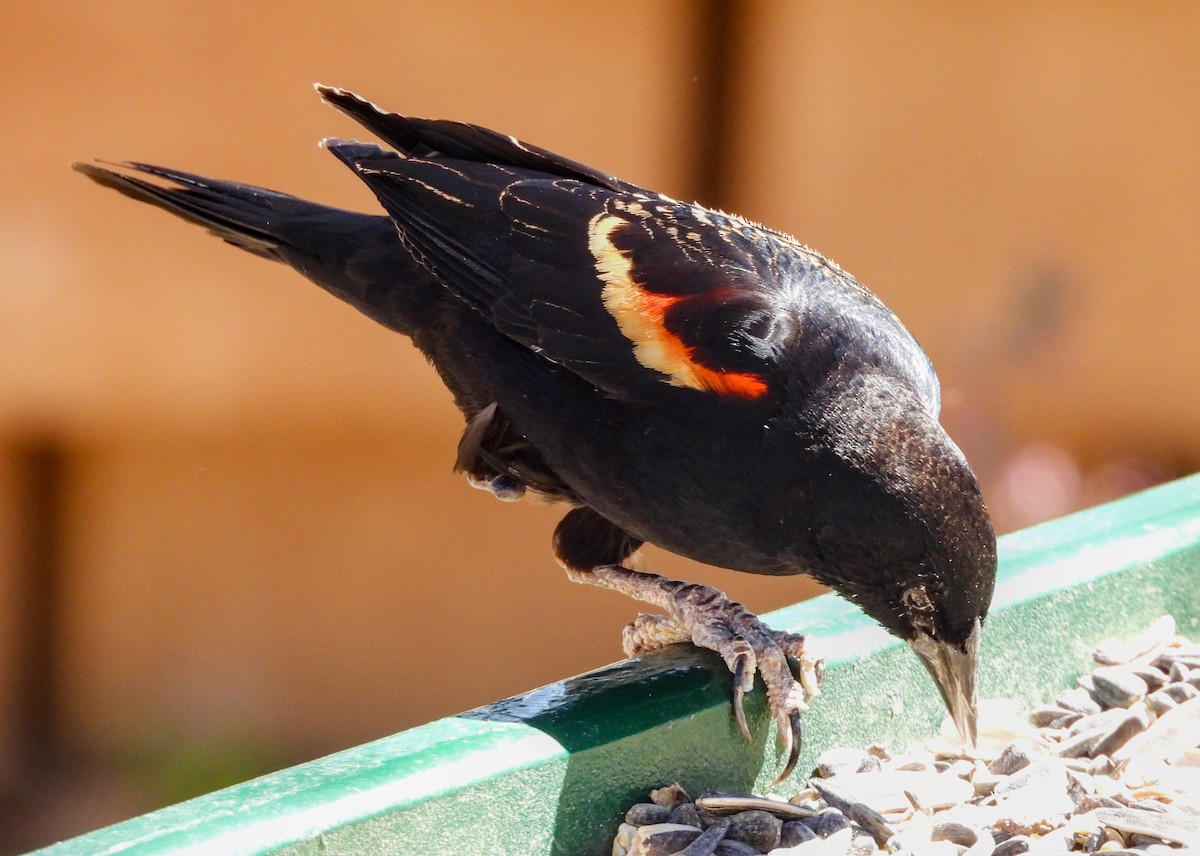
(33, 474, 1200, 855)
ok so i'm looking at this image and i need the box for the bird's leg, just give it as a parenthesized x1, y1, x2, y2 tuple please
(568, 564, 821, 782)
(553, 507, 823, 783)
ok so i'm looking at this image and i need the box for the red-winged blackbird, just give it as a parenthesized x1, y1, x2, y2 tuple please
(76, 86, 996, 782)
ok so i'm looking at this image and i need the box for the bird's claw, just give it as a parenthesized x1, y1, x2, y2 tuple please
(729, 641, 753, 740)
(621, 581, 823, 782)
(772, 709, 804, 787)
(772, 629, 825, 706)
(723, 624, 819, 783)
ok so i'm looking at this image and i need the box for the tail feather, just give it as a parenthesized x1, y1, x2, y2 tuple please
(75, 159, 441, 335)
(73, 161, 295, 260)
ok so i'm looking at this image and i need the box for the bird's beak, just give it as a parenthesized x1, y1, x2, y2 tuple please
(908, 619, 980, 748)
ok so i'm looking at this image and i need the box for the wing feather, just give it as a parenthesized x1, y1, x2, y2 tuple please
(325, 116, 937, 411)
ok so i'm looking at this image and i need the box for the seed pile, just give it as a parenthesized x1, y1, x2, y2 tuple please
(611, 616, 1200, 855)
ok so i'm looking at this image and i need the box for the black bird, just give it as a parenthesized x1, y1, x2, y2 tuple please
(76, 86, 997, 782)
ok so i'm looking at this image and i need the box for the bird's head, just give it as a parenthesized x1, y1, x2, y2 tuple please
(801, 370, 997, 747)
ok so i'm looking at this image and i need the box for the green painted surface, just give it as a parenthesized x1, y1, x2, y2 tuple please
(32, 474, 1200, 856)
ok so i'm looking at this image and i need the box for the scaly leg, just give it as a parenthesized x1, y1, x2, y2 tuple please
(566, 564, 822, 782)
(553, 507, 824, 783)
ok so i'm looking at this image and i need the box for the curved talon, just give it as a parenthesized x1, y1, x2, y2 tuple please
(731, 652, 751, 740)
(769, 709, 804, 786)
(598, 570, 815, 782)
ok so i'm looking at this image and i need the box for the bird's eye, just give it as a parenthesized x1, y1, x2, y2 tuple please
(902, 585, 934, 613)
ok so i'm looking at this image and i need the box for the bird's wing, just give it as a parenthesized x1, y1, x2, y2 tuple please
(339, 145, 809, 403)
(320, 88, 938, 410)
(318, 85, 647, 195)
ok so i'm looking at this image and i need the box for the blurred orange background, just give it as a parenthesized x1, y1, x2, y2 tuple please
(3, 2, 1198, 851)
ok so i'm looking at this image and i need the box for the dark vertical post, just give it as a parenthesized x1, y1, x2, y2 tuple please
(690, 0, 747, 210)
(10, 437, 69, 769)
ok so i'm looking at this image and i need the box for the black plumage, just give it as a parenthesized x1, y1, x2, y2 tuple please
(76, 86, 997, 782)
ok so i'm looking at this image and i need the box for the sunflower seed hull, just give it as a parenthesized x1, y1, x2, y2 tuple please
(612, 615, 1200, 855)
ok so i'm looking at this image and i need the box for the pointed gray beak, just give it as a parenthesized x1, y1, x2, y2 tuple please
(908, 619, 980, 748)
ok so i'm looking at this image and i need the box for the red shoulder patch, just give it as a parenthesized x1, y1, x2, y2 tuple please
(588, 213, 768, 399)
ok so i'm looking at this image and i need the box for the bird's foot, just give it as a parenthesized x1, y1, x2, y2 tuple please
(569, 565, 823, 783)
